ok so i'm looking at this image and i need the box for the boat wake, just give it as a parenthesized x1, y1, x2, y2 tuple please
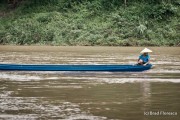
(0, 73, 41, 81)
(0, 73, 179, 83)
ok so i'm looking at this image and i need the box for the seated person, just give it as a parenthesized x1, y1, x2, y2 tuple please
(138, 48, 152, 66)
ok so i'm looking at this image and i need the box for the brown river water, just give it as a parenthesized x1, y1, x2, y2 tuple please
(0, 46, 179, 120)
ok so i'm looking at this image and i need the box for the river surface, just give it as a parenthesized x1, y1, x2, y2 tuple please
(0, 46, 179, 120)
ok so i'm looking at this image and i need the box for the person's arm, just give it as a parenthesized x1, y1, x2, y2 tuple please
(137, 55, 141, 63)
(143, 60, 150, 66)
(137, 58, 140, 62)
(143, 55, 150, 66)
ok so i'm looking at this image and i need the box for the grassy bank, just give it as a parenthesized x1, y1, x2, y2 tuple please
(0, 0, 179, 46)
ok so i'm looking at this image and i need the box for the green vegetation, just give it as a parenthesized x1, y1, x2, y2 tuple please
(0, 0, 179, 46)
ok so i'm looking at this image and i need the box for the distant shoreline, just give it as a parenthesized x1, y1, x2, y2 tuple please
(0, 46, 179, 54)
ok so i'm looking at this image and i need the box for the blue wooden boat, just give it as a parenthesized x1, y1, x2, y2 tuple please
(0, 64, 152, 72)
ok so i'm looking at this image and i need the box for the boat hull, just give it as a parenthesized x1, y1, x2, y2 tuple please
(0, 64, 152, 72)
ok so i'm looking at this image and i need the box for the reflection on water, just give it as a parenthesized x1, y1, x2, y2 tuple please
(0, 46, 180, 120)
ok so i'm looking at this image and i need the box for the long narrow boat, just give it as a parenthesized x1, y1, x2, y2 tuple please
(0, 64, 152, 72)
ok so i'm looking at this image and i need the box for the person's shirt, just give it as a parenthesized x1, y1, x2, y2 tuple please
(139, 54, 150, 63)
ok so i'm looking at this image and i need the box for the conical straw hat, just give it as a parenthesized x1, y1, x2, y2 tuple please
(140, 48, 152, 53)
